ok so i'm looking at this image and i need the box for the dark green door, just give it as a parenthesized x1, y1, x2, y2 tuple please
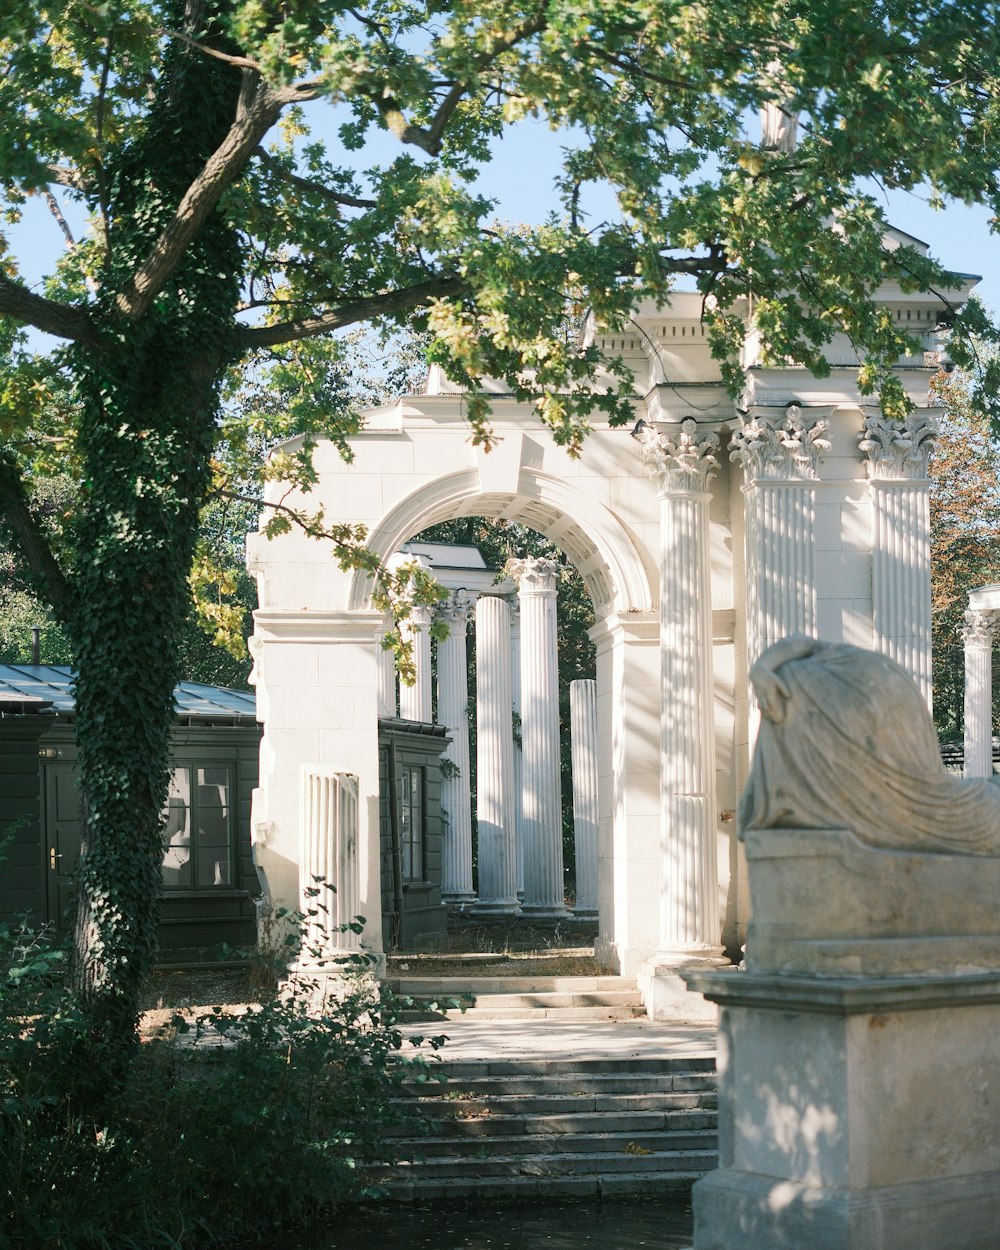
(44, 763, 83, 932)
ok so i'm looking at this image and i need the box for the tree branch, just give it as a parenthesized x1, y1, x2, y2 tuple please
(157, 26, 263, 72)
(253, 147, 377, 209)
(237, 275, 469, 349)
(0, 274, 98, 343)
(114, 78, 287, 321)
(0, 454, 72, 618)
(373, 12, 548, 156)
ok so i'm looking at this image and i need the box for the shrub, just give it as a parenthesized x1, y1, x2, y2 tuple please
(0, 889, 444, 1249)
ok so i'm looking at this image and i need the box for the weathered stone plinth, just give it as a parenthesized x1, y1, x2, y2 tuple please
(684, 822, 1000, 1250)
(686, 967, 1000, 1250)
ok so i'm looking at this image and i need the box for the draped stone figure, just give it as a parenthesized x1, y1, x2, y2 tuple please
(741, 635, 1000, 852)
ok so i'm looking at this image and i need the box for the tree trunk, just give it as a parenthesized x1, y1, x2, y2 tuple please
(67, 2, 244, 1078)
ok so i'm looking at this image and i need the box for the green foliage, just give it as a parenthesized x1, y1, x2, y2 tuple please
(0, 885, 443, 1249)
(930, 367, 1000, 739)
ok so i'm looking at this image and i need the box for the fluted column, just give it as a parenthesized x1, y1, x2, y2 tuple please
(509, 600, 525, 898)
(637, 418, 721, 955)
(436, 592, 476, 902)
(963, 609, 1000, 778)
(471, 595, 520, 914)
(398, 604, 433, 723)
(510, 557, 567, 917)
(570, 678, 599, 919)
(860, 409, 938, 710)
(375, 617, 397, 719)
(730, 405, 830, 666)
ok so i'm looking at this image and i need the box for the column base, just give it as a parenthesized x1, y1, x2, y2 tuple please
(441, 891, 478, 906)
(467, 898, 522, 916)
(638, 948, 727, 1021)
(572, 907, 599, 921)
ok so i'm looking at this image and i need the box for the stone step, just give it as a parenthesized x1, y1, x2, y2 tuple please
(419, 990, 644, 1010)
(408, 1090, 716, 1120)
(404, 1071, 716, 1099)
(371, 1146, 718, 1182)
(436, 1003, 646, 1021)
(370, 1170, 704, 1203)
(423, 1055, 716, 1079)
(396, 1123, 717, 1159)
(392, 975, 639, 994)
(391, 1108, 716, 1137)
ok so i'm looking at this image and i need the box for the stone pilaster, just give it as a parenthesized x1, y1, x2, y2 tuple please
(470, 595, 521, 915)
(636, 418, 723, 1008)
(435, 592, 476, 902)
(298, 768, 361, 953)
(375, 618, 397, 719)
(860, 409, 938, 709)
(730, 405, 830, 665)
(570, 678, 599, 919)
(508, 557, 567, 917)
(509, 599, 525, 899)
(962, 608, 1000, 778)
(398, 603, 434, 723)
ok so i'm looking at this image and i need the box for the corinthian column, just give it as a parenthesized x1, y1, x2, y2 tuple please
(963, 608, 1000, 778)
(636, 418, 721, 970)
(509, 600, 525, 898)
(470, 595, 520, 915)
(435, 592, 476, 902)
(570, 678, 599, 919)
(730, 404, 830, 666)
(398, 604, 434, 723)
(860, 409, 938, 710)
(509, 557, 567, 917)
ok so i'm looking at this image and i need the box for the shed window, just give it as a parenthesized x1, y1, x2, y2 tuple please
(400, 765, 425, 881)
(161, 765, 233, 889)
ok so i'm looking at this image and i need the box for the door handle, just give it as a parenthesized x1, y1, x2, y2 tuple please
(48, 848, 62, 870)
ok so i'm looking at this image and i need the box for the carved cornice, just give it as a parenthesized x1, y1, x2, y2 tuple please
(507, 556, 560, 595)
(859, 409, 938, 481)
(636, 417, 719, 495)
(962, 609, 1000, 650)
(730, 405, 830, 483)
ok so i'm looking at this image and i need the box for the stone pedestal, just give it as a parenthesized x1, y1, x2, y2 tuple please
(398, 604, 433, 723)
(688, 969, 1000, 1250)
(510, 557, 568, 917)
(436, 592, 476, 902)
(570, 679, 599, 918)
(685, 824, 1000, 1250)
(470, 595, 520, 915)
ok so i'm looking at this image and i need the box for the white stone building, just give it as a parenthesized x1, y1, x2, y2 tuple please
(247, 232, 975, 1016)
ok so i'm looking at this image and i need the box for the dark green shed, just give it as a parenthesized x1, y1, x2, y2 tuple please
(0, 665, 262, 958)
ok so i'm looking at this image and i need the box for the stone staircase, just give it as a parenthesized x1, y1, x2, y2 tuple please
(371, 1051, 719, 1201)
(390, 974, 646, 1021)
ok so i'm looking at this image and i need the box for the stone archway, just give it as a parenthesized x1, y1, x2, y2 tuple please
(247, 288, 947, 1016)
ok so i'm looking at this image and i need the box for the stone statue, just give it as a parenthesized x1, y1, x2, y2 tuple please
(740, 636, 1000, 852)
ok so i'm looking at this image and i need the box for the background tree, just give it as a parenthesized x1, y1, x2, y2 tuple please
(930, 367, 1000, 740)
(2, 0, 1000, 1076)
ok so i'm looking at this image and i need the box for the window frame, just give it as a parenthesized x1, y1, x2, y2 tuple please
(399, 763, 426, 882)
(160, 760, 237, 892)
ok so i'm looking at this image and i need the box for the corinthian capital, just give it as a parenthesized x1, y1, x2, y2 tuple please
(962, 608, 1000, 650)
(507, 556, 560, 594)
(859, 409, 938, 481)
(436, 589, 473, 632)
(730, 405, 830, 482)
(635, 417, 719, 494)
